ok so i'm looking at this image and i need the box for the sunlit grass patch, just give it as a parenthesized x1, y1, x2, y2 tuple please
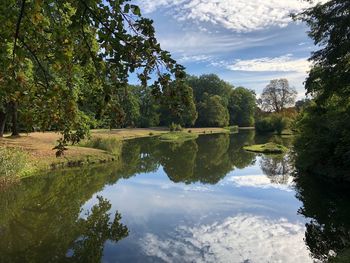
(243, 143, 288, 154)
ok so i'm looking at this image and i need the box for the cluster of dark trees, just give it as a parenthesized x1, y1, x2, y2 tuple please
(293, 0, 350, 183)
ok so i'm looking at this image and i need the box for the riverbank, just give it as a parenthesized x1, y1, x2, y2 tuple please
(0, 127, 229, 179)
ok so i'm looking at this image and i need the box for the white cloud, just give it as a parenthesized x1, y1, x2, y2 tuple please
(141, 214, 311, 263)
(223, 55, 311, 73)
(158, 32, 275, 56)
(137, 0, 326, 32)
(177, 54, 213, 63)
(225, 175, 294, 192)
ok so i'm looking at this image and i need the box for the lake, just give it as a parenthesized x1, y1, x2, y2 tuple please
(1, 131, 349, 262)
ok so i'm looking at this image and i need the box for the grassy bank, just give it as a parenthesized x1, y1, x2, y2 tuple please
(0, 127, 229, 182)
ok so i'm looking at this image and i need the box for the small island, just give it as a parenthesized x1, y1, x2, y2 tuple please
(243, 143, 288, 154)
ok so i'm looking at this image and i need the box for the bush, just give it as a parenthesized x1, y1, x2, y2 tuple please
(255, 115, 288, 134)
(271, 115, 288, 135)
(81, 137, 122, 156)
(255, 117, 275, 133)
(169, 122, 183, 132)
(0, 147, 32, 185)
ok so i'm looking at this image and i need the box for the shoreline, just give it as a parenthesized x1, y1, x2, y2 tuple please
(0, 127, 231, 179)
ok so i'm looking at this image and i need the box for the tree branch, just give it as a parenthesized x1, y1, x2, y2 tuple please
(13, 0, 26, 62)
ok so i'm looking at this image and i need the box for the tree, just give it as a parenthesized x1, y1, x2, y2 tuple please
(160, 80, 197, 127)
(295, 98, 312, 112)
(295, 0, 350, 101)
(196, 94, 229, 127)
(0, 1, 186, 153)
(137, 87, 160, 128)
(228, 87, 256, 126)
(187, 74, 233, 106)
(260, 79, 297, 112)
(294, 0, 350, 181)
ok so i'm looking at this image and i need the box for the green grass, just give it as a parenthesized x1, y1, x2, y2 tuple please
(159, 132, 199, 142)
(80, 136, 122, 156)
(243, 142, 288, 154)
(0, 147, 36, 187)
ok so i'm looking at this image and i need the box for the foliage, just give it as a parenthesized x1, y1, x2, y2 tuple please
(169, 122, 183, 132)
(255, 114, 289, 135)
(294, 0, 350, 182)
(295, 0, 350, 101)
(160, 80, 198, 127)
(228, 87, 256, 126)
(187, 74, 233, 106)
(243, 143, 288, 154)
(81, 136, 122, 157)
(260, 79, 297, 112)
(0, 147, 32, 185)
(0, 0, 186, 154)
(196, 94, 229, 127)
(294, 101, 350, 181)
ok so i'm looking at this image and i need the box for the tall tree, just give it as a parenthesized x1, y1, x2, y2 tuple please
(294, 0, 350, 181)
(196, 94, 229, 127)
(260, 79, 297, 112)
(228, 87, 256, 126)
(0, 1, 186, 153)
(187, 74, 233, 106)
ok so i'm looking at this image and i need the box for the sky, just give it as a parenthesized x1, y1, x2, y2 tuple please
(133, 0, 323, 98)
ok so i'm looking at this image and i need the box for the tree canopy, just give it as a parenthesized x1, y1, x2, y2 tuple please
(0, 0, 186, 153)
(260, 79, 297, 113)
(294, 0, 350, 181)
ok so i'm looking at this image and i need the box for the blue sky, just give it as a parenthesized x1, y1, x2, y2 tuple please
(133, 0, 324, 98)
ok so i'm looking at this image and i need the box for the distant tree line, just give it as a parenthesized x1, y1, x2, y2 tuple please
(1, 73, 257, 132)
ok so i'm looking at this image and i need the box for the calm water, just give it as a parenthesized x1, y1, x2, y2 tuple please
(1, 131, 349, 263)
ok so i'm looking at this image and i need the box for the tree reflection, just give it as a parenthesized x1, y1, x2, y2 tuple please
(0, 168, 129, 263)
(159, 140, 198, 184)
(68, 196, 128, 262)
(118, 132, 257, 185)
(260, 154, 293, 184)
(228, 131, 256, 169)
(295, 174, 350, 262)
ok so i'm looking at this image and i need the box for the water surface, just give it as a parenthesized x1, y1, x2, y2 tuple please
(1, 132, 349, 262)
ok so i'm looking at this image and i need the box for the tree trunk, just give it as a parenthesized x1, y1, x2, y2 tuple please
(0, 110, 6, 137)
(10, 101, 19, 136)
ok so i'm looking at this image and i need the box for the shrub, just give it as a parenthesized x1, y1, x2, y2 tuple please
(0, 147, 32, 185)
(81, 137, 122, 156)
(271, 115, 288, 135)
(255, 117, 275, 133)
(255, 115, 288, 134)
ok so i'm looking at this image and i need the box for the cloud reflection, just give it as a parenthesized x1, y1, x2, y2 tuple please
(141, 214, 311, 263)
(226, 175, 294, 191)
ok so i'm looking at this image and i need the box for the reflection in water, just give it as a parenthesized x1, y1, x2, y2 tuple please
(141, 214, 310, 263)
(295, 174, 350, 262)
(0, 185, 128, 263)
(260, 154, 293, 185)
(1, 131, 346, 262)
(122, 132, 256, 185)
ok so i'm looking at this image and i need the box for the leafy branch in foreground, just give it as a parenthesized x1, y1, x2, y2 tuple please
(0, 0, 186, 155)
